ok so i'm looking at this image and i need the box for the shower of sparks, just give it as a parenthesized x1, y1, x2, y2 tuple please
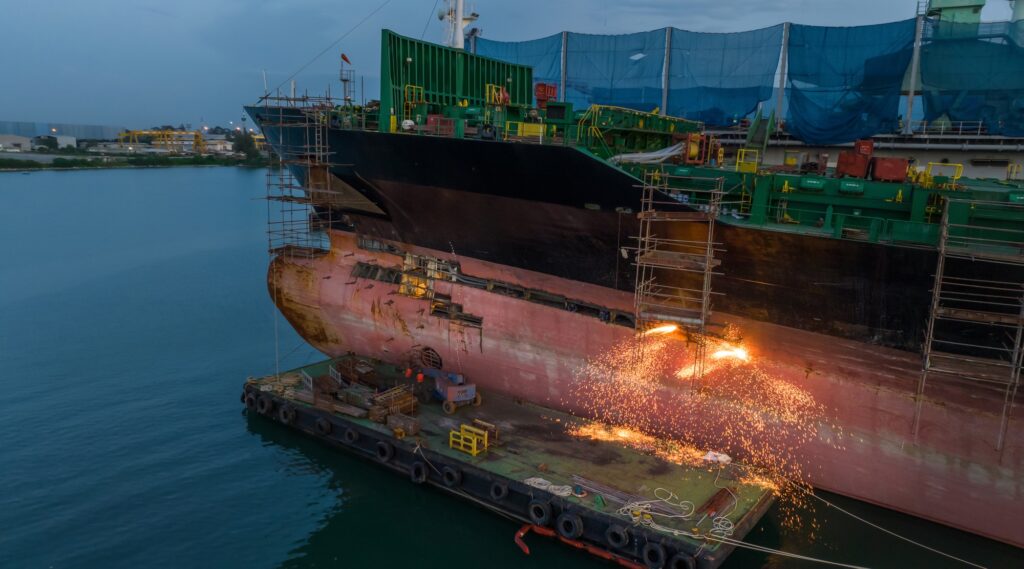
(567, 331, 843, 533)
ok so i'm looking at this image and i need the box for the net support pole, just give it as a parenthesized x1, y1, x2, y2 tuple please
(903, 15, 925, 135)
(560, 31, 568, 102)
(661, 27, 671, 116)
(775, 22, 790, 133)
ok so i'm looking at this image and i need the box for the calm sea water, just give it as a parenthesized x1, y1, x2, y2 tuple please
(1, 167, 1020, 569)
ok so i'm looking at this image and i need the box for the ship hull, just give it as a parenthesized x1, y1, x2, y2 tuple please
(271, 230, 1023, 548)
(245, 110, 988, 352)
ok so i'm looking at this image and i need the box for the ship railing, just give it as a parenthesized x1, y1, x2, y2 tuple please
(901, 120, 987, 136)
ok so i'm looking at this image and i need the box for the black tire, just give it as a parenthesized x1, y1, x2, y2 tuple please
(489, 482, 508, 501)
(442, 400, 457, 415)
(410, 461, 428, 484)
(442, 466, 462, 488)
(527, 500, 552, 526)
(277, 404, 295, 425)
(315, 417, 332, 435)
(472, 393, 482, 407)
(376, 441, 394, 462)
(256, 395, 273, 415)
(244, 393, 257, 411)
(344, 428, 359, 444)
(668, 553, 696, 569)
(605, 524, 631, 549)
(642, 542, 667, 569)
(556, 512, 584, 539)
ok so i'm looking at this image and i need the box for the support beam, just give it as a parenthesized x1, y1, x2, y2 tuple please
(903, 15, 926, 135)
(560, 31, 568, 102)
(775, 22, 790, 134)
(661, 27, 672, 116)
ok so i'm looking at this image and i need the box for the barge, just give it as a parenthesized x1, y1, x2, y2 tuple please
(242, 357, 775, 569)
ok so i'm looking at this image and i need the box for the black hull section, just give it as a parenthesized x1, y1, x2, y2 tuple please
(247, 107, 1002, 352)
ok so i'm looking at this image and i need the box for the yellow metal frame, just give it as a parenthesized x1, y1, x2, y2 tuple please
(449, 424, 489, 456)
(926, 162, 964, 181)
(736, 148, 759, 173)
(485, 83, 504, 106)
(403, 84, 426, 121)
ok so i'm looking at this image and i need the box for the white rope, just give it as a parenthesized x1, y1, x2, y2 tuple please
(795, 484, 987, 569)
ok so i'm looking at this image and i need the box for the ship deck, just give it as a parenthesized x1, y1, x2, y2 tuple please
(246, 357, 776, 567)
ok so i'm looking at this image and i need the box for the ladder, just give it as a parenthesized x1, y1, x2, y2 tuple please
(914, 199, 1024, 451)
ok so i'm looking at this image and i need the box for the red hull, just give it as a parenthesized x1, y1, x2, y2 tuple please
(269, 231, 1023, 547)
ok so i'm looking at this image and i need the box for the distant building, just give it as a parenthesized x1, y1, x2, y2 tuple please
(205, 139, 233, 153)
(32, 134, 77, 150)
(0, 121, 124, 140)
(0, 134, 33, 151)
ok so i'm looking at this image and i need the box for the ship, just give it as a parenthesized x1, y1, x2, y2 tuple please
(245, 5, 1024, 550)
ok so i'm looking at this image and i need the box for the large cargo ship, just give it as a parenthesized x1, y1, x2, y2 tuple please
(245, 21, 1024, 548)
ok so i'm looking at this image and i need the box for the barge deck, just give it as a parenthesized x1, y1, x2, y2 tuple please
(242, 356, 775, 569)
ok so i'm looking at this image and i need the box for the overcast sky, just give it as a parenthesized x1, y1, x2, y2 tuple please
(1, 0, 1014, 128)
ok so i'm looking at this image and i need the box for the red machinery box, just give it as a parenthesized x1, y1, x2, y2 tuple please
(871, 157, 910, 183)
(835, 150, 871, 179)
(854, 139, 875, 156)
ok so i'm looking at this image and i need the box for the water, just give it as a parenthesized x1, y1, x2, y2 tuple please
(1, 167, 1020, 569)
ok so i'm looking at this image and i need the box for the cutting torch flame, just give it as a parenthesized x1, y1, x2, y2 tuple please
(711, 346, 750, 362)
(642, 324, 678, 336)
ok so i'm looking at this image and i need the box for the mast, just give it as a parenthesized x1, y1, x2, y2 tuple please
(446, 0, 478, 49)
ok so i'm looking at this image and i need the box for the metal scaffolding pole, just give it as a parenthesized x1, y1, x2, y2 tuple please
(560, 31, 568, 103)
(775, 22, 790, 134)
(903, 15, 926, 135)
(661, 27, 672, 116)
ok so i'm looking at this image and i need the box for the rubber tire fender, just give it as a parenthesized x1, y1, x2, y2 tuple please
(668, 553, 696, 569)
(256, 395, 273, 415)
(315, 417, 332, 435)
(409, 461, 428, 484)
(527, 499, 552, 526)
(605, 524, 631, 549)
(442, 466, 462, 488)
(244, 393, 257, 411)
(376, 441, 394, 463)
(642, 542, 667, 569)
(344, 428, 359, 444)
(277, 404, 296, 425)
(489, 482, 509, 501)
(556, 512, 584, 540)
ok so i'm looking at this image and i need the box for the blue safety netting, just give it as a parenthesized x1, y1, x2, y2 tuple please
(475, 32, 563, 87)
(785, 20, 916, 145)
(565, 30, 666, 112)
(920, 19, 1024, 136)
(667, 25, 784, 126)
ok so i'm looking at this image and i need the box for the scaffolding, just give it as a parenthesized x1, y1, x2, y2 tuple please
(261, 95, 337, 259)
(634, 170, 725, 379)
(914, 198, 1024, 451)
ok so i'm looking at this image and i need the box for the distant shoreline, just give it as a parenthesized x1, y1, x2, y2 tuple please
(0, 154, 271, 172)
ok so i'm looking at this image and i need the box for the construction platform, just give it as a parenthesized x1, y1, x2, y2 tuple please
(242, 356, 775, 569)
